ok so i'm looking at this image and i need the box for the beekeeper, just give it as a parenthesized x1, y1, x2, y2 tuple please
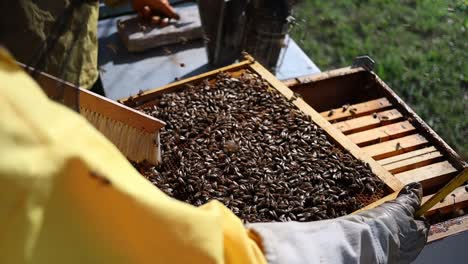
(0, 47, 428, 264)
(0, 0, 178, 93)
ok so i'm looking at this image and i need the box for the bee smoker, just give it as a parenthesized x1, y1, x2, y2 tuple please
(242, 0, 291, 72)
(198, 0, 292, 73)
(198, 0, 249, 67)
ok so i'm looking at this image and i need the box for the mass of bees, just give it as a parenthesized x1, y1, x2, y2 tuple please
(134, 70, 385, 222)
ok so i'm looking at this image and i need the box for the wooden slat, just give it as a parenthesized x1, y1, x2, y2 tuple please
(362, 134, 429, 160)
(417, 168, 468, 216)
(120, 58, 253, 106)
(396, 161, 458, 189)
(372, 72, 467, 171)
(320, 97, 392, 122)
(378, 147, 438, 166)
(355, 182, 468, 217)
(382, 151, 444, 174)
(348, 121, 416, 146)
(248, 62, 404, 192)
(282, 77, 300, 87)
(353, 192, 398, 214)
(422, 185, 468, 215)
(428, 215, 468, 242)
(25, 65, 166, 132)
(293, 66, 364, 85)
(334, 109, 403, 134)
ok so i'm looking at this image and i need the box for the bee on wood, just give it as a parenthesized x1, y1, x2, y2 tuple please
(342, 103, 350, 112)
(395, 142, 402, 150)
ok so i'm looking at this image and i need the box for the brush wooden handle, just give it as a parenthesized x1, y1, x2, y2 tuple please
(21, 64, 165, 165)
(80, 88, 165, 133)
(21, 64, 165, 133)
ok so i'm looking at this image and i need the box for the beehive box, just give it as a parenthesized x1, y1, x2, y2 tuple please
(120, 56, 406, 222)
(283, 66, 467, 241)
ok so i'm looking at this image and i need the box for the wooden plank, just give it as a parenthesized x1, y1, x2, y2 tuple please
(378, 147, 438, 166)
(396, 161, 458, 189)
(382, 151, 444, 174)
(348, 121, 416, 146)
(119, 58, 253, 106)
(355, 182, 468, 217)
(248, 62, 404, 192)
(282, 77, 300, 87)
(293, 66, 364, 86)
(362, 134, 429, 160)
(428, 215, 468, 242)
(355, 177, 468, 215)
(372, 72, 467, 171)
(320, 97, 392, 122)
(288, 70, 371, 113)
(352, 192, 398, 214)
(422, 185, 468, 215)
(417, 168, 468, 216)
(334, 109, 403, 134)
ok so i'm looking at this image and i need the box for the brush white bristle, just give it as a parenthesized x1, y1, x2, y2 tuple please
(80, 107, 160, 165)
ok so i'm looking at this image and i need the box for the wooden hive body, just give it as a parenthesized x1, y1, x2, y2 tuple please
(284, 67, 467, 241)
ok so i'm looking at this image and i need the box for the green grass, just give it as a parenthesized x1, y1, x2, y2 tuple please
(291, 0, 467, 159)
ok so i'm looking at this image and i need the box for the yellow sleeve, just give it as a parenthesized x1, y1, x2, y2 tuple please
(0, 49, 266, 264)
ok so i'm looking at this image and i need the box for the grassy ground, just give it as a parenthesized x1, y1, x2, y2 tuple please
(291, 0, 467, 159)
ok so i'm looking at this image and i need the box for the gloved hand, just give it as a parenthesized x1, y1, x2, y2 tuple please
(247, 182, 429, 264)
(132, 0, 180, 26)
(352, 182, 429, 263)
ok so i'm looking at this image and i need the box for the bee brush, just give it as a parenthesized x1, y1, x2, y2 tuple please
(24, 64, 165, 165)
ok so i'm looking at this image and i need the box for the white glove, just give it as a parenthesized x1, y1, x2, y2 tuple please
(247, 182, 429, 264)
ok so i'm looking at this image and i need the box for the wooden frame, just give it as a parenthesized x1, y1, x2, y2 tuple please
(120, 56, 403, 198)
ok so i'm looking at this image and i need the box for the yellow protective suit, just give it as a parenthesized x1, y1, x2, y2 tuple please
(0, 49, 266, 264)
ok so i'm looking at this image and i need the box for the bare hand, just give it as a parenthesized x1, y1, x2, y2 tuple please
(132, 0, 180, 27)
